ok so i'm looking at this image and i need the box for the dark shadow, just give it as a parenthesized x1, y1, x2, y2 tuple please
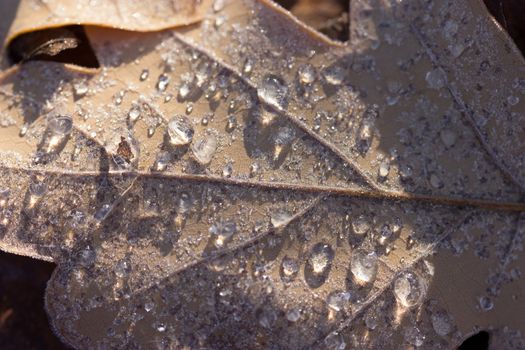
(8, 25, 99, 68)
(0, 251, 70, 350)
(458, 330, 490, 350)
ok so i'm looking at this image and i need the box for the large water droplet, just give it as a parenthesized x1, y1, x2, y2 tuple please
(393, 271, 427, 308)
(351, 249, 378, 283)
(258, 74, 289, 111)
(192, 132, 217, 165)
(431, 309, 453, 336)
(209, 220, 237, 247)
(167, 115, 194, 146)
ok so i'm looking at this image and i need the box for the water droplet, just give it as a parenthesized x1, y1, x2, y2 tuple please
(378, 159, 390, 178)
(440, 129, 456, 147)
(271, 211, 293, 229)
(429, 173, 443, 189)
(308, 243, 334, 275)
(155, 323, 167, 332)
(191, 133, 217, 165)
(323, 65, 345, 85)
(48, 115, 73, 136)
(185, 102, 193, 114)
(94, 204, 112, 222)
(157, 74, 170, 91)
(144, 301, 155, 312)
(243, 58, 254, 75)
(378, 224, 393, 245)
(222, 162, 233, 177)
(324, 332, 346, 350)
(431, 310, 453, 336)
(209, 220, 237, 247)
(258, 74, 289, 111)
(178, 81, 192, 100)
(154, 151, 171, 171)
(73, 81, 89, 96)
(226, 115, 237, 132)
(404, 327, 425, 347)
(393, 271, 427, 308)
(213, 0, 225, 12)
(0, 189, 9, 208)
(167, 116, 194, 146)
(286, 308, 301, 322)
(443, 20, 458, 39)
(19, 123, 29, 137)
(479, 296, 493, 311)
(139, 69, 149, 81)
(128, 107, 141, 122)
(351, 249, 378, 283)
(508, 95, 520, 106)
(364, 311, 379, 330)
(352, 215, 370, 235)
(326, 291, 351, 312)
(115, 260, 131, 278)
(249, 162, 260, 177)
(297, 63, 316, 85)
(425, 68, 446, 89)
(280, 256, 299, 282)
(79, 248, 96, 267)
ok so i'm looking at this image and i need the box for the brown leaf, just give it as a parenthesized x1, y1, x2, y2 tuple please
(0, 0, 524, 349)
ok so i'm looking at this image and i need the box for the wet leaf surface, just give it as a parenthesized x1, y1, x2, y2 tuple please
(0, 0, 524, 349)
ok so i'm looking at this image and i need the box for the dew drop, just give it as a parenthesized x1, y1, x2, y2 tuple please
(286, 308, 301, 322)
(213, 0, 225, 12)
(479, 296, 493, 311)
(440, 129, 456, 148)
(222, 162, 233, 177)
(243, 58, 254, 75)
(154, 151, 171, 171)
(508, 95, 520, 106)
(191, 133, 217, 165)
(271, 211, 293, 229)
(326, 291, 351, 312)
(48, 115, 73, 136)
(73, 81, 89, 96)
(249, 162, 260, 178)
(144, 301, 155, 313)
(258, 74, 289, 111)
(351, 249, 378, 283)
(19, 123, 29, 137)
(297, 63, 316, 85)
(308, 243, 334, 275)
(167, 116, 194, 146)
(94, 204, 112, 222)
(404, 327, 425, 347)
(352, 215, 370, 235)
(425, 68, 446, 89)
(429, 173, 444, 189)
(226, 115, 237, 132)
(157, 73, 170, 91)
(378, 159, 390, 178)
(139, 69, 149, 81)
(324, 332, 346, 350)
(209, 220, 236, 247)
(0, 189, 9, 208)
(280, 256, 299, 282)
(431, 310, 453, 336)
(323, 65, 345, 86)
(393, 271, 427, 308)
(128, 107, 141, 122)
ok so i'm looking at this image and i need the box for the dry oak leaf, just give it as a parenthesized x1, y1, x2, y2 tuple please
(0, 0, 524, 349)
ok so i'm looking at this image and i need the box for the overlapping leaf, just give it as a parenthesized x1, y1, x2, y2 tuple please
(0, 0, 524, 348)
